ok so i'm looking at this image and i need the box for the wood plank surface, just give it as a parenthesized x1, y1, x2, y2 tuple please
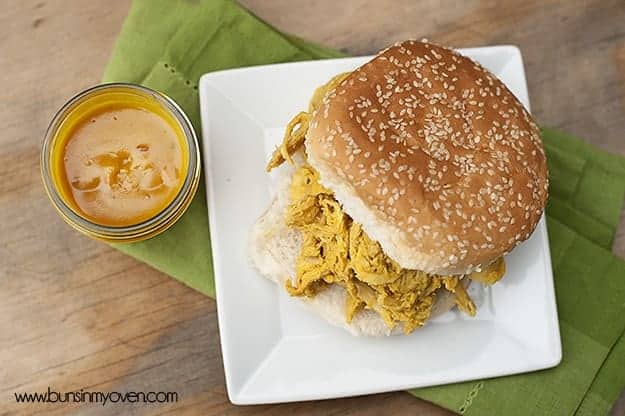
(1, 0, 624, 415)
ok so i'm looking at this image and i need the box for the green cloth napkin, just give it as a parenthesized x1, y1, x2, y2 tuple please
(103, 1, 625, 414)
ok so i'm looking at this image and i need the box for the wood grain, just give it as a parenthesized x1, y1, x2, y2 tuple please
(1, 0, 624, 415)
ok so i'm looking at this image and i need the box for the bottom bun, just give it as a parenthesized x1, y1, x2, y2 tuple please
(248, 157, 470, 336)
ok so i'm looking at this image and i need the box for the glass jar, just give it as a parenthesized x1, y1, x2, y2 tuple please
(41, 83, 201, 242)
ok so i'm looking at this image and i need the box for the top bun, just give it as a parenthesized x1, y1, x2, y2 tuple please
(305, 40, 548, 275)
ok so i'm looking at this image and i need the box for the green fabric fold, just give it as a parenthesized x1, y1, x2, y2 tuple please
(103, 1, 625, 414)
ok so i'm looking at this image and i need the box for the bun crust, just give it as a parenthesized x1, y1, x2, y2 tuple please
(306, 40, 548, 274)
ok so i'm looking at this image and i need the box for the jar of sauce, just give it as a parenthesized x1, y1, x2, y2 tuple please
(41, 83, 200, 242)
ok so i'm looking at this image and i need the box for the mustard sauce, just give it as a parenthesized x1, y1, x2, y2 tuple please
(52, 90, 188, 227)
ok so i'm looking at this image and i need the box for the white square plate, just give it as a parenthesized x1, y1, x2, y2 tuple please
(199, 46, 562, 405)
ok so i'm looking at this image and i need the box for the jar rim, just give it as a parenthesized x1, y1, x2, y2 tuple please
(41, 83, 201, 242)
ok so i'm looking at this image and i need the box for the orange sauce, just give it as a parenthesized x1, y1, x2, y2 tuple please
(52, 91, 188, 227)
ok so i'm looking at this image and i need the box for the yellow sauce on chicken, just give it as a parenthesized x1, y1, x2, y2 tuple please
(285, 165, 446, 333)
(267, 72, 506, 333)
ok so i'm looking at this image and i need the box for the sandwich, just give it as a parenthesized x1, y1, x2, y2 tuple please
(249, 40, 548, 336)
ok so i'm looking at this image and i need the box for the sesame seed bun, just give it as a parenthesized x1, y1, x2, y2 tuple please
(306, 40, 548, 275)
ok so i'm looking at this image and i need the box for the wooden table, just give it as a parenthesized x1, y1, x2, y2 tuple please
(2, 1, 625, 414)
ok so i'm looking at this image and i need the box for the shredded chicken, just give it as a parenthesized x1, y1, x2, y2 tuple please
(266, 112, 310, 171)
(467, 257, 506, 285)
(283, 164, 477, 333)
(267, 72, 350, 171)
